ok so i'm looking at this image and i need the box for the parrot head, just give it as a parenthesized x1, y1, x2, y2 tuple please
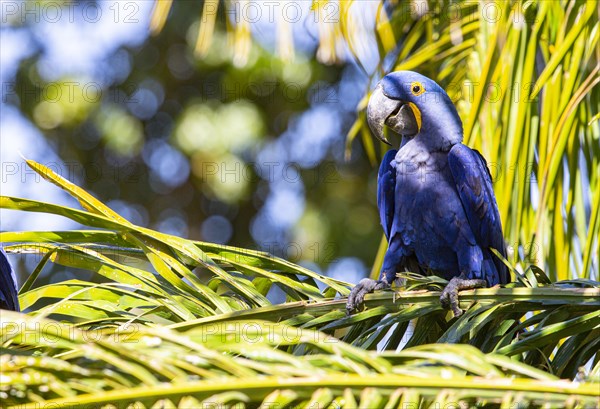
(367, 71, 463, 151)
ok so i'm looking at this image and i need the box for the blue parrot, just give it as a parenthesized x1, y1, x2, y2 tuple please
(0, 248, 20, 312)
(346, 71, 509, 317)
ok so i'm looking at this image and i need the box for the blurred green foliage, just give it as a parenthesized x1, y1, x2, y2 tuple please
(5, 1, 380, 284)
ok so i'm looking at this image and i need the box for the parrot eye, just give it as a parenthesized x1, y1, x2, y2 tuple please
(411, 82, 425, 96)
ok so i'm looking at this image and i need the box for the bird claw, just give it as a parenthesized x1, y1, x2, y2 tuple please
(346, 278, 389, 315)
(440, 276, 487, 318)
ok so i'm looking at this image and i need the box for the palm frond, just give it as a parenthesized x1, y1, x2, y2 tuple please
(2, 311, 598, 408)
(2, 160, 598, 406)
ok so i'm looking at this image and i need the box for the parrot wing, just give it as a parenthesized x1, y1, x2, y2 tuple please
(0, 248, 20, 311)
(448, 144, 509, 285)
(377, 149, 398, 241)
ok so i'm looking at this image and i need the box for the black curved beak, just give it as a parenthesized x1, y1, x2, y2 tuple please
(367, 83, 421, 145)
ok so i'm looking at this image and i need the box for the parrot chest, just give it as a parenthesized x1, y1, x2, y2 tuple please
(391, 145, 468, 270)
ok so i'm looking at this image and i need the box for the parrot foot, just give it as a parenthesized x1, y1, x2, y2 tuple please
(440, 275, 487, 317)
(346, 278, 389, 315)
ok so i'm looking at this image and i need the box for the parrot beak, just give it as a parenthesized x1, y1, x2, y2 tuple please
(367, 83, 421, 145)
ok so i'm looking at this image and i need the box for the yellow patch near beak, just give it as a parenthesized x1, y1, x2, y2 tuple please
(407, 102, 422, 132)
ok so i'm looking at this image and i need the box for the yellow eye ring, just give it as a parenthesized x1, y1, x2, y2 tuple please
(410, 81, 425, 96)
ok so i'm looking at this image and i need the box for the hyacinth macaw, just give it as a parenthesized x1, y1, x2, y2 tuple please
(346, 71, 509, 317)
(0, 248, 19, 311)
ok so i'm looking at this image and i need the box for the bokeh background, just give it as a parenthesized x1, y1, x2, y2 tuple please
(1, 0, 598, 286)
(1, 1, 382, 285)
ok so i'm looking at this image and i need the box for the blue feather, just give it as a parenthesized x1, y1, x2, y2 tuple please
(0, 248, 20, 311)
(448, 144, 509, 285)
(377, 149, 397, 241)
